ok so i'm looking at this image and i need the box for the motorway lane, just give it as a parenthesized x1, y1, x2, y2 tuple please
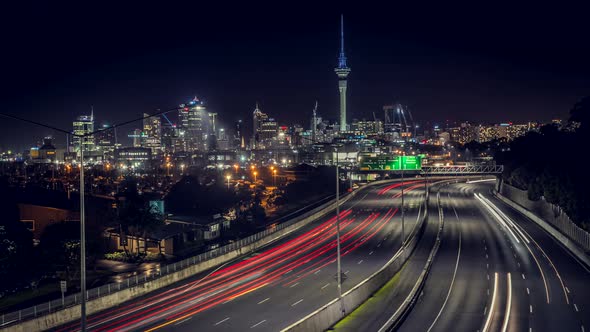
(400, 181, 588, 332)
(57, 180, 426, 332)
(484, 189, 590, 332)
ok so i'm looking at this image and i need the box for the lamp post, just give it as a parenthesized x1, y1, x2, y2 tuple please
(253, 171, 257, 183)
(401, 151, 405, 251)
(233, 164, 239, 174)
(79, 142, 87, 331)
(335, 147, 344, 314)
(226, 174, 231, 190)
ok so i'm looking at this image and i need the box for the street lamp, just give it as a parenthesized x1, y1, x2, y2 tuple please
(334, 146, 344, 314)
(401, 151, 405, 251)
(272, 169, 277, 187)
(253, 171, 258, 183)
(233, 164, 239, 174)
(180, 164, 185, 175)
(226, 174, 231, 190)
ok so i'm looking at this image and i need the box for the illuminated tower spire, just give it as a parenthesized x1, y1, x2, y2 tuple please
(334, 14, 351, 132)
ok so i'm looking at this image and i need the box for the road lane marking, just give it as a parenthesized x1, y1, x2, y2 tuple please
(483, 273, 499, 332)
(487, 274, 490, 280)
(427, 206, 462, 332)
(285, 269, 293, 274)
(574, 304, 579, 312)
(292, 299, 303, 306)
(566, 287, 570, 293)
(251, 320, 266, 328)
(526, 288, 530, 295)
(314, 269, 321, 274)
(321, 283, 330, 290)
(358, 260, 363, 264)
(501, 273, 512, 332)
(214, 317, 230, 326)
(257, 298, 270, 304)
(530, 305, 533, 313)
(290, 282, 299, 288)
(522, 273, 526, 280)
(175, 317, 192, 326)
(369, 251, 374, 255)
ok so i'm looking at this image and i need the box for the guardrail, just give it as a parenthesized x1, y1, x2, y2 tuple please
(0, 180, 394, 329)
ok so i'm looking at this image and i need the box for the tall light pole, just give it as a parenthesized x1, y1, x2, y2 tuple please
(253, 171, 257, 183)
(335, 147, 344, 314)
(226, 174, 231, 190)
(79, 141, 87, 331)
(401, 151, 405, 250)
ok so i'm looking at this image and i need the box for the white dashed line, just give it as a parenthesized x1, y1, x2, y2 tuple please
(526, 288, 530, 295)
(566, 287, 571, 294)
(285, 270, 292, 275)
(321, 283, 330, 290)
(358, 260, 364, 264)
(175, 317, 192, 325)
(251, 320, 266, 328)
(290, 282, 299, 288)
(487, 274, 490, 280)
(530, 305, 533, 313)
(522, 273, 526, 280)
(574, 304, 579, 312)
(214, 317, 230, 326)
(257, 298, 270, 305)
(369, 251, 374, 255)
(292, 299, 303, 306)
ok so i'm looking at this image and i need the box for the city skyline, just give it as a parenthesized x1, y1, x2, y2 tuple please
(1, 3, 589, 149)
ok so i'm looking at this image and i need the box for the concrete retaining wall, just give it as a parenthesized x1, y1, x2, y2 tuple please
(496, 184, 590, 268)
(2, 180, 393, 332)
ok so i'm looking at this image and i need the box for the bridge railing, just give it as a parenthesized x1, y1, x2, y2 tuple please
(421, 165, 503, 175)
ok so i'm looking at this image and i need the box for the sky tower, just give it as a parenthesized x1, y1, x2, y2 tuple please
(334, 14, 351, 132)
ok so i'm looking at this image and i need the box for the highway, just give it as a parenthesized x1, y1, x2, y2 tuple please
(56, 180, 427, 332)
(398, 181, 590, 332)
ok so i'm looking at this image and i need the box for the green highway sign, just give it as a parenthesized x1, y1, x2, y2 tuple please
(359, 155, 422, 171)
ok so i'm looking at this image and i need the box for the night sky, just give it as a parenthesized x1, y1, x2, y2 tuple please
(1, 2, 589, 150)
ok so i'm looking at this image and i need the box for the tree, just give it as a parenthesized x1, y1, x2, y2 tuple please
(38, 222, 80, 282)
(0, 177, 34, 292)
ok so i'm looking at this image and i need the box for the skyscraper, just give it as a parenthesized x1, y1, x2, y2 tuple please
(95, 123, 116, 160)
(334, 15, 351, 132)
(141, 113, 162, 157)
(72, 113, 95, 153)
(186, 98, 206, 151)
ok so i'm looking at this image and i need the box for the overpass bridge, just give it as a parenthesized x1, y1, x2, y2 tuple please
(355, 164, 503, 176)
